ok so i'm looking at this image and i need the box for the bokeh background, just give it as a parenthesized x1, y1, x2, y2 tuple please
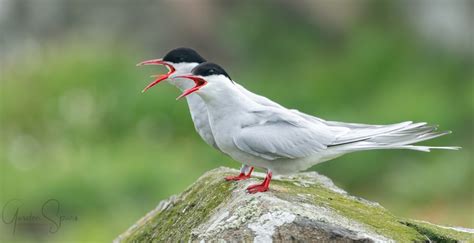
(1, 0, 473, 242)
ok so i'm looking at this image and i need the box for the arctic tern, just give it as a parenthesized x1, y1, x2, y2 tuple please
(137, 48, 391, 180)
(175, 62, 459, 193)
(137, 48, 254, 180)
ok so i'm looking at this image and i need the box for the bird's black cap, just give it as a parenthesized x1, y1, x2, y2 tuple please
(192, 62, 232, 80)
(162, 47, 206, 64)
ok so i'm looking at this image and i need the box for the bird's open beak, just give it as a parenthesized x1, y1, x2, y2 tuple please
(174, 75, 207, 100)
(136, 59, 176, 93)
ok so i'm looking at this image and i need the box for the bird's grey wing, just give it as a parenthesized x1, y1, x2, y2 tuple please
(233, 109, 335, 160)
(287, 109, 420, 145)
(235, 83, 366, 133)
(291, 110, 378, 128)
(234, 83, 422, 149)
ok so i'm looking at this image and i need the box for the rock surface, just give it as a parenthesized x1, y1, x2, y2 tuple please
(115, 167, 473, 242)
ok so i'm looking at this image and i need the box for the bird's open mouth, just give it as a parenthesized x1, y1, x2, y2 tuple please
(136, 59, 176, 92)
(174, 75, 207, 100)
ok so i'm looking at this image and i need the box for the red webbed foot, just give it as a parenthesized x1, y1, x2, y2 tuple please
(225, 173, 250, 181)
(225, 166, 254, 181)
(247, 184, 269, 193)
(246, 170, 272, 194)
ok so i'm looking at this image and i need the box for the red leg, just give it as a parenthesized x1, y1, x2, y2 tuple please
(225, 166, 254, 181)
(245, 166, 254, 177)
(247, 170, 272, 193)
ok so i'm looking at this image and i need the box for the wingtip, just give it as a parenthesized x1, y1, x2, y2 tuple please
(431, 146, 462, 151)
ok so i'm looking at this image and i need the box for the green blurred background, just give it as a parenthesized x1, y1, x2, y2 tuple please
(0, 0, 473, 242)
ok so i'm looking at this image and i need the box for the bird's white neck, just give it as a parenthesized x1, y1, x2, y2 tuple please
(197, 76, 256, 114)
(167, 62, 199, 91)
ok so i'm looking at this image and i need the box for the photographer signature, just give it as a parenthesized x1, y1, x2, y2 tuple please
(2, 199, 78, 235)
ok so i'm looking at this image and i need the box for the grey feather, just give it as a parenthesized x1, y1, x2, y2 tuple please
(233, 109, 335, 160)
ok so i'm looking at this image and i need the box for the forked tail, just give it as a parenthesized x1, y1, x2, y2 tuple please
(329, 122, 460, 152)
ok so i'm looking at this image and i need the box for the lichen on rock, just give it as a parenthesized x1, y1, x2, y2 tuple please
(115, 167, 473, 242)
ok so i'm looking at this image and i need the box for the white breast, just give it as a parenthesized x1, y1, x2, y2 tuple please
(185, 93, 219, 150)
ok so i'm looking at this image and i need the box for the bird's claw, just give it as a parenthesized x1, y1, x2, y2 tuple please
(246, 184, 269, 193)
(246, 169, 271, 193)
(225, 166, 254, 181)
(225, 173, 250, 181)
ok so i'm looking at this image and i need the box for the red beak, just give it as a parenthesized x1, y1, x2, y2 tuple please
(174, 75, 207, 100)
(136, 59, 176, 93)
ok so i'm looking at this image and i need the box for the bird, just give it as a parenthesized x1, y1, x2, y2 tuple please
(174, 62, 460, 193)
(137, 48, 389, 180)
(137, 48, 254, 180)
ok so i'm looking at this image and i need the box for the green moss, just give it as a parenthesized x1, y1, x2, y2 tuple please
(272, 180, 426, 242)
(118, 169, 472, 242)
(123, 172, 234, 242)
(401, 219, 474, 242)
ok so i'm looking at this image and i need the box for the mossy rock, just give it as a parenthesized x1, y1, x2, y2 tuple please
(115, 167, 473, 242)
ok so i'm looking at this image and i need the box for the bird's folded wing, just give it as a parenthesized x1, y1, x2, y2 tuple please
(233, 109, 335, 160)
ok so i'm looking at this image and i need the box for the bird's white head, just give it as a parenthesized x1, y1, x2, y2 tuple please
(174, 62, 234, 100)
(137, 47, 206, 92)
